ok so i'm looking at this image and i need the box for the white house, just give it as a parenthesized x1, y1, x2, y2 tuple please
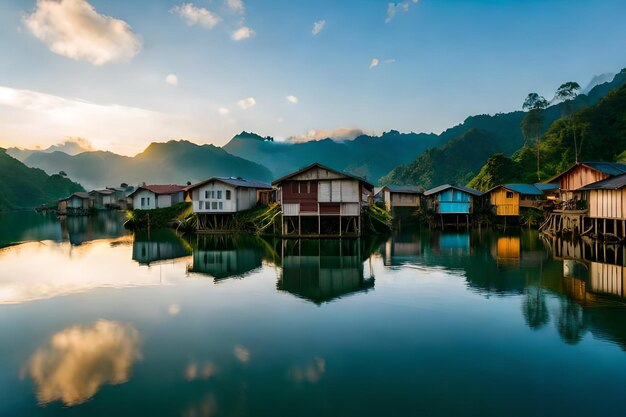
(129, 185, 186, 210)
(187, 177, 272, 214)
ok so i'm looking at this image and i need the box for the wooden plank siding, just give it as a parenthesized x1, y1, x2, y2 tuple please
(559, 165, 611, 191)
(490, 188, 520, 216)
(588, 189, 626, 219)
(590, 262, 625, 298)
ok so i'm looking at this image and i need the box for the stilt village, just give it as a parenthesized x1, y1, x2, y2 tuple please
(56, 161, 626, 242)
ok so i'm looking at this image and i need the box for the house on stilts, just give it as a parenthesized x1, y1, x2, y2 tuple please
(423, 184, 483, 228)
(272, 163, 374, 237)
(186, 177, 272, 231)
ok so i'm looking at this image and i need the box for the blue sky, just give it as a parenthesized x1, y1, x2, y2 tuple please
(0, 0, 625, 155)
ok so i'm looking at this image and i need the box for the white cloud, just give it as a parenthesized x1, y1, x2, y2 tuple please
(165, 74, 179, 86)
(369, 58, 395, 69)
(233, 345, 250, 364)
(287, 127, 367, 143)
(24, 0, 142, 65)
(385, 0, 419, 23)
(0, 85, 188, 156)
(171, 3, 220, 29)
(225, 0, 244, 14)
(168, 303, 181, 315)
(286, 95, 299, 104)
(217, 107, 230, 115)
(231, 25, 255, 41)
(312, 20, 326, 35)
(237, 97, 256, 110)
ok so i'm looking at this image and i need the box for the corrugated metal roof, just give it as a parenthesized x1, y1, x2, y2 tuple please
(383, 185, 424, 194)
(423, 184, 483, 197)
(186, 177, 271, 191)
(534, 183, 559, 191)
(502, 184, 544, 195)
(583, 161, 626, 176)
(579, 173, 626, 190)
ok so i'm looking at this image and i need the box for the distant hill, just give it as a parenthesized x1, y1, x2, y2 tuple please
(23, 140, 272, 190)
(7, 138, 94, 162)
(223, 130, 443, 183)
(381, 70, 626, 188)
(0, 149, 83, 210)
(469, 75, 626, 191)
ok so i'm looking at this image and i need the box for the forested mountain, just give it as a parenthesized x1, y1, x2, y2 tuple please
(381, 70, 626, 188)
(23, 140, 273, 190)
(469, 77, 626, 191)
(0, 149, 83, 210)
(223, 130, 443, 182)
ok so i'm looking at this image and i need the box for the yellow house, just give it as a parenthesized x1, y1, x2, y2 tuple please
(487, 184, 554, 216)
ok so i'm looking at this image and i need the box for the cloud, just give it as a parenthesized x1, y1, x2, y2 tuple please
(225, 0, 245, 14)
(312, 20, 326, 35)
(385, 0, 419, 23)
(27, 320, 141, 406)
(286, 95, 298, 104)
(165, 74, 179, 86)
(236, 97, 256, 110)
(0, 85, 188, 156)
(24, 0, 142, 65)
(168, 303, 181, 315)
(217, 107, 230, 115)
(231, 26, 255, 41)
(369, 58, 395, 69)
(287, 127, 367, 143)
(233, 345, 250, 364)
(171, 3, 221, 29)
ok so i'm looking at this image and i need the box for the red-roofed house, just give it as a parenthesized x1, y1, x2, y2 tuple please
(129, 184, 186, 210)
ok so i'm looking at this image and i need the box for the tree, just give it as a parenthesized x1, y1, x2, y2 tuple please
(59, 171, 67, 177)
(555, 82, 583, 161)
(521, 93, 549, 181)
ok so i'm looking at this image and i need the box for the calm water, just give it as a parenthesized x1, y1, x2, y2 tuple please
(1, 213, 626, 417)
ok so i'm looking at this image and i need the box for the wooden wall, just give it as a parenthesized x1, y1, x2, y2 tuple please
(559, 165, 610, 191)
(588, 189, 626, 219)
(489, 187, 519, 216)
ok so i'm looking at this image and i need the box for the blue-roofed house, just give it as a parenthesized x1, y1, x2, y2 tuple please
(487, 183, 551, 216)
(423, 184, 483, 215)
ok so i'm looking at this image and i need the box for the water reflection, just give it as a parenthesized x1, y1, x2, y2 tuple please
(278, 239, 376, 304)
(27, 320, 141, 406)
(132, 229, 192, 265)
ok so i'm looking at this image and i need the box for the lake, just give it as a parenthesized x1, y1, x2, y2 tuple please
(1, 213, 625, 417)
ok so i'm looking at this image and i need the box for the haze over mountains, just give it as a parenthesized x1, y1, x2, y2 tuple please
(5, 70, 626, 197)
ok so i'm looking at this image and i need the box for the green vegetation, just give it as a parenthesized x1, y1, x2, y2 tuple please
(362, 204, 392, 235)
(234, 203, 282, 234)
(124, 203, 192, 230)
(470, 78, 626, 190)
(0, 148, 84, 210)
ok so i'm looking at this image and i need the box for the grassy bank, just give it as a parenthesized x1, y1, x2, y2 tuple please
(124, 203, 193, 230)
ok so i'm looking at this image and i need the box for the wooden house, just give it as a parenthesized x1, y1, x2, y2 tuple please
(186, 177, 272, 231)
(487, 183, 554, 216)
(58, 192, 94, 216)
(578, 173, 626, 239)
(89, 189, 115, 208)
(376, 185, 423, 212)
(423, 185, 483, 227)
(546, 161, 626, 207)
(272, 163, 374, 237)
(129, 184, 185, 210)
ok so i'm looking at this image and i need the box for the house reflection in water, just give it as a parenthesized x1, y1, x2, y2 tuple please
(278, 239, 375, 304)
(60, 212, 128, 246)
(381, 231, 423, 267)
(187, 234, 266, 280)
(433, 232, 470, 255)
(132, 230, 191, 266)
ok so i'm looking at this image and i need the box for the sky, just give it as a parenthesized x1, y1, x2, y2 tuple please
(1, 0, 625, 156)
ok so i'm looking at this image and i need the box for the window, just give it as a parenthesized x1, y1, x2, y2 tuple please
(306, 181, 311, 193)
(226, 190, 231, 200)
(199, 201, 204, 210)
(211, 190, 215, 199)
(219, 202, 223, 210)
(212, 202, 218, 209)
(147, 198, 150, 207)
(141, 197, 145, 207)
(217, 190, 222, 199)
(506, 191, 514, 199)
(205, 190, 208, 199)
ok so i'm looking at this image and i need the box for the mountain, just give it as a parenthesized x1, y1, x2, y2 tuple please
(381, 70, 626, 188)
(22, 140, 272, 190)
(0, 148, 83, 210)
(7, 138, 94, 162)
(468, 75, 626, 191)
(582, 73, 615, 94)
(223, 130, 443, 183)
